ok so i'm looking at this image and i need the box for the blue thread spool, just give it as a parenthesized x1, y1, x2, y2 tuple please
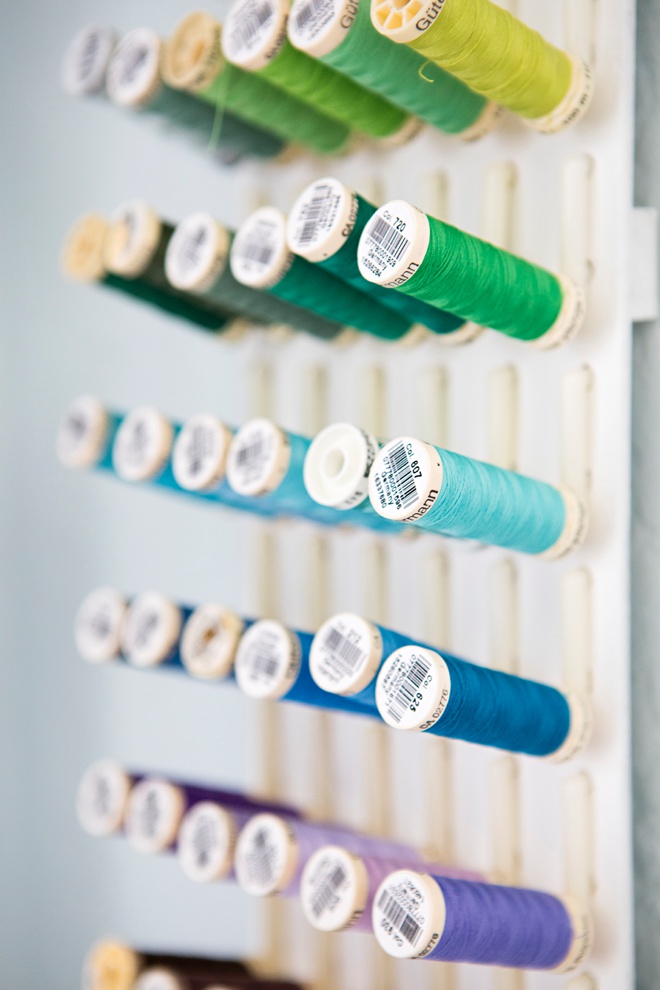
(75, 587, 129, 665)
(235, 619, 378, 718)
(368, 436, 587, 557)
(372, 870, 591, 971)
(120, 592, 194, 672)
(180, 602, 253, 680)
(56, 395, 123, 472)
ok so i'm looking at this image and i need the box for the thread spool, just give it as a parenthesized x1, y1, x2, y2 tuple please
(165, 213, 345, 341)
(372, 870, 591, 970)
(133, 971, 301, 990)
(180, 603, 250, 680)
(61, 24, 118, 97)
(287, 0, 496, 137)
(301, 846, 482, 933)
(163, 11, 351, 155)
(357, 200, 585, 348)
(367, 435, 588, 556)
(234, 813, 425, 896)
(119, 592, 193, 671)
(61, 213, 239, 333)
(112, 406, 175, 485)
(223, 0, 416, 141)
(287, 178, 470, 340)
(75, 587, 128, 664)
(105, 27, 284, 164)
(370, 0, 593, 132)
(235, 618, 378, 716)
(231, 206, 412, 342)
(83, 939, 252, 990)
(57, 395, 122, 472)
(76, 759, 136, 837)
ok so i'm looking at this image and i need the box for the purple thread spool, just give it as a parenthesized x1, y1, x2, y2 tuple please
(372, 870, 591, 972)
(301, 845, 484, 934)
(76, 759, 142, 837)
(234, 813, 426, 897)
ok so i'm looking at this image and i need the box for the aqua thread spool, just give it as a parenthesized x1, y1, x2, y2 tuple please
(180, 603, 252, 680)
(370, 0, 593, 132)
(163, 11, 351, 155)
(372, 870, 591, 970)
(287, 0, 496, 137)
(368, 435, 586, 556)
(287, 178, 475, 340)
(166, 213, 346, 341)
(222, 0, 417, 142)
(231, 207, 412, 342)
(120, 592, 195, 672)
(61, 24, 118, 97)
(357, 200, 585, 348)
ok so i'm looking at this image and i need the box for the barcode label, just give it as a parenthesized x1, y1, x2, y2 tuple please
(118, 43, 149, 85)
(235, 236, 275, 268)
(132, 609, 159, 650)
(311, 864, 347, 918)
(237, 433, 264, 468)
(248, 644, 279, 682)
(229, 0, 275, 52)
(377, 889, 422, 946)
(184, 425, 210, 478)
(176, 225, 207, 276)
(365, 216, 410, 269)
(297, 184, 334, 246)
(247, 827, 277, 887)
(324, 625, 365, 676)
(386, 655, 431, 725)
(291, 0, 337, 40)
(388, 442, 419, 510)
(78, 30, 104, 81)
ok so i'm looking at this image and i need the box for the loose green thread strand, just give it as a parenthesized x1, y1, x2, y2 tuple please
(397, 213, 564, 341)
(318, 0, 487, 134)
(403, 0, 573, 120)
(198, 60, 350, 154)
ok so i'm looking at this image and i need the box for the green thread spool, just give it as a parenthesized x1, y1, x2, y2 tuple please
(61, 24, 118, 97)
(287, 177, 480, 342)
(166, 212, 346, 342)
(231, 206, 413, 342)
(370, 0, 593, 132)
(163, 11, 351, 155)
(222, 0, 417, 142)
(104, 27, 286, 163)
(61, 212, 243, 335)
(357, 199, 585, 348)
(287, 0, 495, 138)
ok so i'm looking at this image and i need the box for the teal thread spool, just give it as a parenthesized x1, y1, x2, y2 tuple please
(287, 0, 496, 138)
(231, 206, 412, 342)
(166, 212, 346, 342)
(163, 11, 351, 156)
(104, 27, 285, 163)
(62, 212, 241, 334)
(287, 178, 477, 341)
(222, 0, 417, 142)
(56, 395, 123, 473)
(367, 435, 587, 557)
(357, 200, 585, 348)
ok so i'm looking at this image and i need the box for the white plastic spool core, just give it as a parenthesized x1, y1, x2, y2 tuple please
(235, 620, 301, 699)
(76, 759, 133, 837)
(106, 28, 162, 108)
(177, 801, 238, 882)
(372, 869, 446, 959)
(226, 418, 291, 496)
(234, 813, 297, 895)
(286, 177, 356, 263)
(304, 423, 378, 509)
(310, 613, 383, 696)
(301, 845, 368, 931)
(56, 394, 111, 469)
(125, 778, 186, 854)
(172, 415, 233, 493)
(104, 200, 162, 278)
(180, 603, 245, 679)
(61, 24, 118, 97)
(222, 0, 287, 71)
(75, 586, 127, 664)
(120, 592, 182, 668)
(229, 207, 292, 289)
(112, 407, 173, 483)
(165, 213, 230, 293)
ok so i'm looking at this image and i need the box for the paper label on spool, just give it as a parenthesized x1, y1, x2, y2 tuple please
(61, 24, 117, 96)
(120, 592, 182, 668)
(230, 208, 292, 289)
(310, 613, 382, 695)
(134, 969, 185, 990)
(179, 603, 244, 679)
(235, 814, 296, 895)
(126, 779, 185, 854)
(165, 214, 230, 293)
(112, 407, 173, 482)
(226, 418, 291, 496)
(288, 0, 352, 58)
(222, 0, 287, 71)
(357, 200, 430, 288)
(287, 178, 356, 263)
(368, 437, 443, 523)
(301, 846, 366, 931)
(75, 587, 127, 664)
(235, 620, 301, 699)
(106, 28, 162, 107)
(76, 759, 132, 837)
(372, 870, 445, 959)
(172, 415, 232, 492)
(375, 646, 451, 731)
(177, 802, 237, 882)
(56, 395, 110, 469)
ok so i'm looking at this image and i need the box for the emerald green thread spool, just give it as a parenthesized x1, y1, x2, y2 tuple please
(287, 0, 496, 139)
(370, 0, 593, 133)
(222, 0, 419, 143)
(163, 10, 351, 155)
(231, 206, 414, 342)
(357, 200, 585, 348)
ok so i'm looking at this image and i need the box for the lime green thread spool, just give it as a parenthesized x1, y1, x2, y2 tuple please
(165, 212, 347, 342)
(357, 200, 585, 348)
(231, 206, 413, 342)
(222, 0, 416, 142)
(163, 11, 350, 155)
(287, 0, 496, 138)
(370, 0, 593, 132)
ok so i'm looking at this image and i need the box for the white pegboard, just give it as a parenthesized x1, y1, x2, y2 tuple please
(224, 0, 638, 987)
